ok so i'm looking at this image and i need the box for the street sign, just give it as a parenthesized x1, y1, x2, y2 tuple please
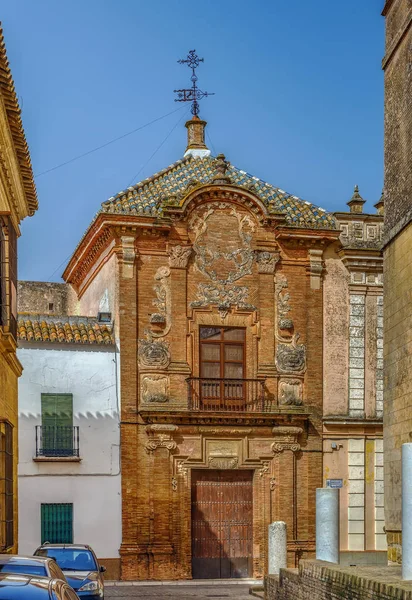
(326, 479, 343, 489)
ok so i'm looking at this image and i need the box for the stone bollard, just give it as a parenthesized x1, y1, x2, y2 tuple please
(316, 488, 340, 563)
(402, 444, 412, 579)
(268, 521, 287, 575)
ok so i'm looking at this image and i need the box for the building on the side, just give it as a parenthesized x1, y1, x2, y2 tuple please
(323, 188, 385, 553)
(382, 0, 412, 563)
(0, 25, 38, 553)
(48, 111, 384, 580)
(15, 290, 121, 579)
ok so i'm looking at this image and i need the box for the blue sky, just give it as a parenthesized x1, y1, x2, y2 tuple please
(2, 1, 384, 282)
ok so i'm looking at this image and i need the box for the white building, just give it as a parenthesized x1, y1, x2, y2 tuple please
(17, 314, 121, 578)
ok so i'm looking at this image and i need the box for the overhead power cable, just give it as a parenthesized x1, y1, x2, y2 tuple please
(127, 108, 190, 187)
(35, 106, 186, 178)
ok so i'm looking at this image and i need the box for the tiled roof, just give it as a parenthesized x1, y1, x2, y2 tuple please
(17, 315, 114, 345)
(0, 25, 38, 216)
(101, 155, 336, 229)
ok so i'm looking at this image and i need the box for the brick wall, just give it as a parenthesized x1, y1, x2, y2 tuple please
(266, 560, 412, 600)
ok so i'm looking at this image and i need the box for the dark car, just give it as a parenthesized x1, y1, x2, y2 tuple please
(0, 573, 79, 599)
(0, 555, 67, 581)
(34, 545, 105, 600)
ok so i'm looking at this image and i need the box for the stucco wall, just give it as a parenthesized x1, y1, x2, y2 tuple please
(384, 221, 412, 536)
(323, 248, 350, 416)
(17, 345, 121, 558)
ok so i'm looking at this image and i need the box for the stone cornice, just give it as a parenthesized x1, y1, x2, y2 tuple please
(138, 409, 310, 427)
(338, 247, 383, 272)
(62, 212, 171, 289)
(0, 328, 23, 376)
(162, 183, 287, 227)
(275, 226, 340, 246)
(0, 26, 38, 219)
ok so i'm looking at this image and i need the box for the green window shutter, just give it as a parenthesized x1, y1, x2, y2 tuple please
(41, 503, 73, 544)
(41, 394, 73, 454)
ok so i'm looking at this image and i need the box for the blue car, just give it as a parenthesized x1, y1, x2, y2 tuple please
(0, 574, 79, 599)
(34, 545, 105, 600)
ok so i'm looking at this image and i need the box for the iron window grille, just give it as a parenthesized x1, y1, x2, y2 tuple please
(0, 421, 13, 550)
(0, 217, 17, 340)
(35, 426, 80, 458)
(41, 503, 73, 544)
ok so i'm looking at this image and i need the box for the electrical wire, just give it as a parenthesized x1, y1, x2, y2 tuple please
(126, 107, 190, 187)
(35, 106, 186, 178)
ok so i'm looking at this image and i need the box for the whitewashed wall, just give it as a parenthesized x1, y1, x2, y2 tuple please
(17, 344, 121, 558)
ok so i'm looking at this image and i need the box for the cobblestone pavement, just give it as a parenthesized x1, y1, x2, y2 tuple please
(106, 584, 254, 599)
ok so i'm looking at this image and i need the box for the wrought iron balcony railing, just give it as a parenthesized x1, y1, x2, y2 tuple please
(35, 426, 80, 458)
(187, 377, 268, 412)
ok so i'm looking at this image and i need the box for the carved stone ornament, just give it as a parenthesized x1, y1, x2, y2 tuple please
(212, 154, 231, 184)
(189, 205, 257, 314)
(270, 478, 276, 491)
(151, 266, 171, 337)
(278, 379, 303, 406)
(171, 476, 178, 492)
(120, 236, 136, 279)
(145, 434, 177, 454)
(271, 426, 302, 453)
(141, 375, 169, 403)
(208, 456, 238, 469)
(256, 251, 280, 274)
(168, 245, 192, 269)
(308, 248, 324, 290)
(275, 335, 306, 374)
(138, 336, 171, 369)
(276, 273, 293, 330)
(259, 461, 270, 477)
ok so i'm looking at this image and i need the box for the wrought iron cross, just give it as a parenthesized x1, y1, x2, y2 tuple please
(174, 50, 214, 116)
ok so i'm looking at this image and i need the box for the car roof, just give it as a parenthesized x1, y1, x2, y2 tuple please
(0, 555, 54, 565)
(37, 544, 90, 550)
(0, 574, 66, 598)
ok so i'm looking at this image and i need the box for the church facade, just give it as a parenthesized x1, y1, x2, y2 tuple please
(57, 114, 384, 579)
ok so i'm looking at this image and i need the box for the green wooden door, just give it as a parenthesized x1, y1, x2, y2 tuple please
(41, 394, 73, 455)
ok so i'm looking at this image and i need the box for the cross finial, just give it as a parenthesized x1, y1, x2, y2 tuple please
(174, 50, 214, 116)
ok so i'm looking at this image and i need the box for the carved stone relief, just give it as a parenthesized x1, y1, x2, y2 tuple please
(138, 336, 171, 369)
(271, 426, 303, 453)
(168, 245, 192, 269)
(141, 375, 169, 403)
(275, 274, 307, 375)
(151, 266, 171, 337)
(256, 251, 280, 274)
(208, 456, 238, 469)
(278, 379, 303, 406)
(189, 205, 257, 315)
(145, 434, 177, 454)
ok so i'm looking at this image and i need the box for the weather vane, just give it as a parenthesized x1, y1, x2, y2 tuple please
(174, 50, 214, 117)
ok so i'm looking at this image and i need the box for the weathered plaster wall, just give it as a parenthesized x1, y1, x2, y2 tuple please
(76, 254, 118, 325)
(384, 221, 412, 541)
(17, 346, 121, 559)
(18, 281, 77, 316)
(323, 247, 350, 416)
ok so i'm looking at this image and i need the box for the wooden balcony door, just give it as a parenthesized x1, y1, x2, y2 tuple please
(191, 470, 253, 579)
(199, 327, 245, 409)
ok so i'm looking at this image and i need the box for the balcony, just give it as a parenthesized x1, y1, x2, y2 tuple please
(35, 426, 80, 459)
(187, 377, 270, 412)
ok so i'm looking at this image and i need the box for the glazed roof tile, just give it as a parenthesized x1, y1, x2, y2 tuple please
(17, 315, 114, 346)
(101, 155, 336, 229)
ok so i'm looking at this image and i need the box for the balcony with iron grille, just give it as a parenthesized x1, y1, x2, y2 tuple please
(187, 377, 270, 412)
(34, 426, 80, 462)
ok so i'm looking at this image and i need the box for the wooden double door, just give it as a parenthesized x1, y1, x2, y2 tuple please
(191, 470, 253, 579)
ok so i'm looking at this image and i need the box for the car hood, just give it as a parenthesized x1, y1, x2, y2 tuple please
(62, 571, 96, 590)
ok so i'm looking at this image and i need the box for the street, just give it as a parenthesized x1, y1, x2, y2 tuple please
(106, 584, 254, 599)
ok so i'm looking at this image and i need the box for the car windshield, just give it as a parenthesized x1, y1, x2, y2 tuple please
(0, 565, 47, 576)
(36, 549, 97, 572)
